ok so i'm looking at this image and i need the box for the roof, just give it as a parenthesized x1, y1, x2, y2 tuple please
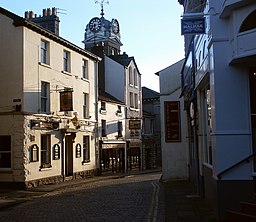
(99, 90, 125, 105)
(0, 7, 101, 62)
(110, 53, 141, 75)
(142, 87, 160, 100)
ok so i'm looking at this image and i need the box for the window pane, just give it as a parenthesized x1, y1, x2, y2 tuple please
(41, 82, 50, 113)
(0, 136, 11, 168)
(41, 135, 51, 166)
(41, 40, 48, 64)
(83, 136, 90, 161)
(82, 59, 88, 79)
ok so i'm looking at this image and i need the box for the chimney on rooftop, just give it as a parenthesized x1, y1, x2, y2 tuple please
(25, 7, 60, 35)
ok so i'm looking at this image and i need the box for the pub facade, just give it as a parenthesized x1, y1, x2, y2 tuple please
(0, 7, 100, 188)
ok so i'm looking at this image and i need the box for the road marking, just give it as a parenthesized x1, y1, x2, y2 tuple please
(147, 181, 160, 222)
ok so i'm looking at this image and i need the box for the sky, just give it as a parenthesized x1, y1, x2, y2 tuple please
(0, 0, 185, 92)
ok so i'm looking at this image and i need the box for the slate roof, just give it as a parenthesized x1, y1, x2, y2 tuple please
(99, 90, 124, 105)
(142, 87, 160, 100)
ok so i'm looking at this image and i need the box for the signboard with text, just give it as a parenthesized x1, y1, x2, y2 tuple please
(164, 101, 181, 142)
(181, 17, 205, 35)
(129, 120, 141, 130)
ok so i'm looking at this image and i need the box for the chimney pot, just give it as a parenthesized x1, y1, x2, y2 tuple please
(47, 8, 52, 16)
(52, 7, 57, 16)
(43, 9, 47, 17)
(24, 11, 29, 19)
(29, 11, 34, 18)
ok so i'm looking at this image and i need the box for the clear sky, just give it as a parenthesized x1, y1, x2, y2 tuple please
(0, 0, 185, 92)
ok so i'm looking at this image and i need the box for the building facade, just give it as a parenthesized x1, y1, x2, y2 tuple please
(179, 0, 256, 219)
(156, 60, 188, 181)
(142, 87, 161, 170)
(83, 8, 143, 173)
(0, 7, 100, 188)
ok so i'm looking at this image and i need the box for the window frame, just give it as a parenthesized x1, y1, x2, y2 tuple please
(82, 59, 89, 79)
(63, 50, 71, 73)
(83, 93, 89, 119)
(83, 136, 90, 163)
(129, 66, 133, 85)
(0, 135, 11, 169)
(41, 39, 49, 65)
(134, 68, 138, 87)
(40, 134, 51, 169)
(41, 81, 50, 114)
(101, 120, 107, 137)
(118, 121, 123, 137)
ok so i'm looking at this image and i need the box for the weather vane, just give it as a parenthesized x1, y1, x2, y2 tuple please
(95, 0, 109, 17)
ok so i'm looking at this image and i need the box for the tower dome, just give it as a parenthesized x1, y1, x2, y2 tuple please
(83, 3, 122, 56)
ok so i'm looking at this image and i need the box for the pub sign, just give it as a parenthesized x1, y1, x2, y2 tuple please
(60, 90, 73, 111)
(181, 17, 205, 35)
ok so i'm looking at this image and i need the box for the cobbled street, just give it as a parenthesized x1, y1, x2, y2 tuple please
(0, 172, 164, 222)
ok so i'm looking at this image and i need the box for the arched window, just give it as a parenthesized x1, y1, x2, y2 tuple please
(239, 10, 256, 32)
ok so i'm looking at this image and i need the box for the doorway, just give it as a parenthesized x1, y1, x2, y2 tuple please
(65, 134, 74, 176)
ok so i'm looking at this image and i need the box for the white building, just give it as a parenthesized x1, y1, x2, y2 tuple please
(83, 9, 143, 172)
(0, 7, 100, 188)
(156, 59, 188, 181)
(179, 0, 256, 220)
(98, 91, 126, 173)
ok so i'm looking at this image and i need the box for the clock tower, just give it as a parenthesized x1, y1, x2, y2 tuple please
(83, 0, 122, 56)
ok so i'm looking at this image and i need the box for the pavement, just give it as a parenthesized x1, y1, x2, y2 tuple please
(0, 169, 218, 221)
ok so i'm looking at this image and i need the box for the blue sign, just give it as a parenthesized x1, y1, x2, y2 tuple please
(181, 17, 205, 35)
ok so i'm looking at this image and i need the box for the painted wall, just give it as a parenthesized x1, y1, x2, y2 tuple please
(158, 59, 188, 181)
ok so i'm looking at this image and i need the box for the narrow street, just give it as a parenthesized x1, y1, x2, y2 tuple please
(0, 172, 164, 222)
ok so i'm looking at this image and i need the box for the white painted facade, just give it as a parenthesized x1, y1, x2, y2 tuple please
(157, 59, 188, 181)
(179, 0, 256, 219)
(0, 8, 100, 188)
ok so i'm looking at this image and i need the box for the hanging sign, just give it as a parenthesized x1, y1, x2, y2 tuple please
(181, 17, 205, 35)
(60, 90, 73, 111)
(164, 101, 181, 142)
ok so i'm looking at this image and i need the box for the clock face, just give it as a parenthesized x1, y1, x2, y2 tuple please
(111, 19, 120, 34)
(89, 17, 102, 32)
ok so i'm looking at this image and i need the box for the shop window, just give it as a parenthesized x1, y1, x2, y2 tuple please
(0, 136, 11, 169)
(83, 136, 90, 163)
(41, 134, 51, 168)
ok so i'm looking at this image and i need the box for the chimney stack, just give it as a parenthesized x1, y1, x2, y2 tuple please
(25, 7, 60, 36)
